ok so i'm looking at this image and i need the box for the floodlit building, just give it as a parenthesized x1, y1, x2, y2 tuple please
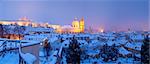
(0, 17, 85, 34)
(0, 17, 32, 26)
(0, 17, 46, 27)
(56, 17, 85, 34)
(72, 18, 81, 33)
(0, 25, 25, 40)
(80, 18, 85, 33)
(72, 18, 80, 29)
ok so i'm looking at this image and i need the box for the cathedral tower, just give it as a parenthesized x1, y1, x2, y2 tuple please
(80, 17, 84, 33)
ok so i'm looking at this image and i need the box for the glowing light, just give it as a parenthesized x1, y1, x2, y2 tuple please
(100, 29, 104, 32)
(99, 28, 104, 33)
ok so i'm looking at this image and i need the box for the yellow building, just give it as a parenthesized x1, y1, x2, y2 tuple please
(55, 17, 85, 34)
(80, 17, 84, 33)
(72, 18, 80, 28)
(64, 17, 85, 33)
(72, 18, 80, 33)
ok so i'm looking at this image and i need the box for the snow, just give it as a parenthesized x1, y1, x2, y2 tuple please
(116, 58, 135, 64)
(49, 36, 58, 43)
(118, 47, 131, 55)
(20, 40, 40, 47)
(58, 46, 63, 57)
(20, 53, 37, 64)
(125, 42, 134, 48)
(25, 27, 54, 34)
(115, 39, 127, 46)
(106, 40, 115, 46)
(24, 34, 48, 41)
(49, 31, 144, 64)
(129, 34, 144, 40)
(62, 40, 70, 48)
(125, 42, 142, 50)
(0, 39, 40, 52)
(49, 51, 58, 64)
(86, 49, 100, 56)
(51, 40, 61, 50)
(0, 40, 5, 51)
(135, 53, 141, 58)
(19, 43, 37, 64)
(78, 40, 88, 47)
(0, 53, 19, 64)
(39, 50, 45, 57)
(61, 25, 73, 29)
(0, 31, 146, 64)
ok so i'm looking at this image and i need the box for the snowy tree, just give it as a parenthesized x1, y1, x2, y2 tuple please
(0, 24, 4, 37)
(141, 34, 149, 64)
(66, 36, 81, 64)
(14, 25, 25, 39)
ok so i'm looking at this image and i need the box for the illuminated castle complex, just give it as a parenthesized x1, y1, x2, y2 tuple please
(0, 17, 85, 34)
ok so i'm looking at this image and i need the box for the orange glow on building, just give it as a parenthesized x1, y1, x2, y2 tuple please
(31, 23, 38, 27)
(17, 21, 31, 26)
(55, 17, 85, 34)
(72, 18, 80, 28)
(0, 17, 33, 26)
(0, 17, 85, 34)
(80, 17, 84, 32)
(55, 26, 63, 33)
(48, 24, 61, 29)
(3, 34, 23, 40)
(0, 21, 32, 26)
(100, 29, 104, 33)
(99, 28, 104, 33)
(72, 17, 85, 33)
(0, 17, 44, 27)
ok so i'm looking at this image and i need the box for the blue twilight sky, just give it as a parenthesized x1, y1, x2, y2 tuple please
(0, 0, 149, 31)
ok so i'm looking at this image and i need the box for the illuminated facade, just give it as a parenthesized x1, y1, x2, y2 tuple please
(0, 17, 85, 34)
(0, 17, 47, 27)
(56, 17, 85, 34)
(72, 18, 80, 29)
(80, 17, 84, 32)
(48, 24, 61, 29)
(0, 17, 32, 26)
(72, 18, 80, 33)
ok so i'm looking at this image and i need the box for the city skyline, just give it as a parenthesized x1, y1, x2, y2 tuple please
(0, 0, 149, 31)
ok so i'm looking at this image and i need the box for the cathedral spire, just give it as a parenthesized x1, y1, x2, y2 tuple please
(80, 17, 84, 33)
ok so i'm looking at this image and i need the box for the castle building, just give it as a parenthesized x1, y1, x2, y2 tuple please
(0, 17, 32, 26)
(0, 17, 85, 34)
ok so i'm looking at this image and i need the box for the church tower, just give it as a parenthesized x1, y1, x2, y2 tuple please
(80, 17, 84, 33)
